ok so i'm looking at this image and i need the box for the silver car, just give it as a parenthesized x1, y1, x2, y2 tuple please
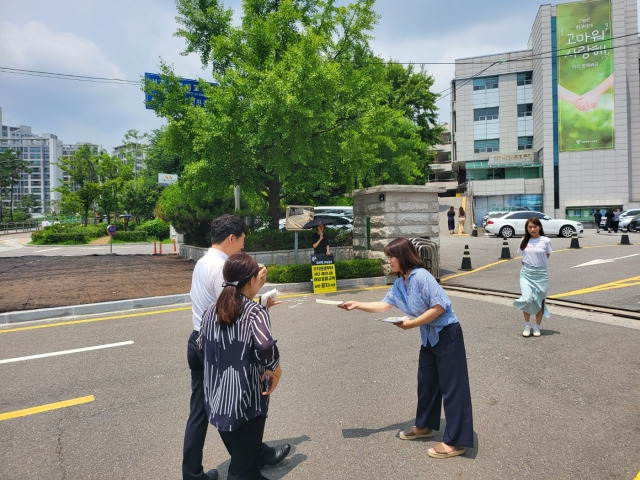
(485, 211, 583, 238)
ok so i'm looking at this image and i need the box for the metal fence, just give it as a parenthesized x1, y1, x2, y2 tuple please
(0, 221, 41, 235)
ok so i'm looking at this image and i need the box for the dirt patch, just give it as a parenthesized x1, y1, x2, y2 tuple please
(0, 255, 195, 313)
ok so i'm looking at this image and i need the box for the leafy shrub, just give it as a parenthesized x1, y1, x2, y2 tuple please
(265, 258, 383, 283)
(138, 219, 170, 240)
(31, 232, 88, 245)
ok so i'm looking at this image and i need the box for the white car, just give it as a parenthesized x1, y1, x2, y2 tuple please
(485, 211, 583, 238)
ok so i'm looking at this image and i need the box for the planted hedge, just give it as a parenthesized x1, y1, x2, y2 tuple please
(266, 258, 384, 283)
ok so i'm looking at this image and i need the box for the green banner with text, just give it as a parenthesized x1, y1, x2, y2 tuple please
(556, 0, 614, 152)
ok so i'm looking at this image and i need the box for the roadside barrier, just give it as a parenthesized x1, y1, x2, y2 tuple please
(499, 238, 511, 259)
(159, 242, 163, 254)
(459, 244, 473, 271)
(173, 239, 177, 252)
(570, 232, 581, 249)
(409, 237, 440, 280)
(153, 241, 157, 255)
(620, 234, 632, 245)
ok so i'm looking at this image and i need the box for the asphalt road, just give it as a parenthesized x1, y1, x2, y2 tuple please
(1, 288, 639, 479)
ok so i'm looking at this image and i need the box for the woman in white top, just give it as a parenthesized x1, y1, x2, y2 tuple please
(513, 217, 552, 337)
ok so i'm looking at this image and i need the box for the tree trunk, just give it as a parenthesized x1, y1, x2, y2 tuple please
(267, 174, 282, 230)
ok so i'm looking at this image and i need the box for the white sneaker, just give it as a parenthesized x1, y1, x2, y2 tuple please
(522, 325, 532, 337)
(533, 328, 541, 337)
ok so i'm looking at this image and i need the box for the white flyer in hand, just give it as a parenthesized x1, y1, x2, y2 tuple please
(315, 299, 344, 305)
(259, 288, 278, 306)
(380, 316, 409, 324)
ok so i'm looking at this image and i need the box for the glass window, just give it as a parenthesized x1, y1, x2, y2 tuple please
(518, 136, 533, 150)
(517, 72, 533, 86)
(474, 139, 500, 153)
(473, 76, 499, 91)
(518, 104, 533, 117)
(473, 107, 499, 121)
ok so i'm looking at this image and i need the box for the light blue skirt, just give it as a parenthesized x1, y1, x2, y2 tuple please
(513, 264, 550, 317)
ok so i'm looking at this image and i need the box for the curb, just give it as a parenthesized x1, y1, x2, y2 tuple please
(0, 277, 389, 326)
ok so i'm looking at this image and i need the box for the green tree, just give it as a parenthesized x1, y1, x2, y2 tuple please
(55, 145, 101, 226)
(0, 149, 32, 221)
(148, 0, 442, 238)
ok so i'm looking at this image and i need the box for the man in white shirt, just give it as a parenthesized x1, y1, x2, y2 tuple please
(183, 214, 290, 480)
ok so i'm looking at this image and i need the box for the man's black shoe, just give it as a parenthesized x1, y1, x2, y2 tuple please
(260, 443, 291, 466)
(204, 469, 219, 480)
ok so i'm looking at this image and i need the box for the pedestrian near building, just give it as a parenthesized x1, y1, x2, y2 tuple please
(457, 206, 466, 234)
(447, 206, 455, 234)
(339, 237, 473, 459)
(514, 217, 552, 337)
(604, 208, 614, 232)
(593, 209, 602, 233)
(611, 209, 621, 233)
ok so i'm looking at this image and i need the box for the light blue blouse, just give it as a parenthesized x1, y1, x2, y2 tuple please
(382, 268, 459, 347)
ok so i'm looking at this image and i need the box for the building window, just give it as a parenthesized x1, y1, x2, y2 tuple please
(473, 76, 499, 91)
(474, 139, 500, 153)
(517, 72, 533, 86)
(473, 107, 499, 121)
(518, 136, 533, 150)
(517, 103, 533, 117)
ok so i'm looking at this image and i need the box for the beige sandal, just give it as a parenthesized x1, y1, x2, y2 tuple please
(427, 443, 465, 458)
(398, 426, 435, 440)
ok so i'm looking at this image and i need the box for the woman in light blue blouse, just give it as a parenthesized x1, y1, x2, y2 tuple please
(340, 237, 473, 459)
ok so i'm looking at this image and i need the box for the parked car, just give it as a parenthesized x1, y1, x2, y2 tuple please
(481, 211, 508, 228)
(625, 214, 640, 232)
(484, 211, 583, 238)
(618, 209, 640, 231)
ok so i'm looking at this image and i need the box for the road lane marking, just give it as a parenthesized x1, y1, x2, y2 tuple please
(34, 248, 61, 253)
(549, 276, 640, 298)
(571, 253, 640, 268)
(0, 307, 190, 334)
(440, 259, 512, 282)
(0, 395, 95, 421)
(0, 341, 134, 364)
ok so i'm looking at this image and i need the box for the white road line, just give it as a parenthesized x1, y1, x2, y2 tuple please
(34, 248, 61, 253)
(572, 253, 640, 268)
(0, 341, 134, 364)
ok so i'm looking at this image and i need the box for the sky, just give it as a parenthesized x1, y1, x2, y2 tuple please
(0, 0, 634, 151)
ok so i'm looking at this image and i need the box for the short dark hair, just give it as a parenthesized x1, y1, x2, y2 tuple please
(210, 214, 248, 245)
(383, 238, 424, 276)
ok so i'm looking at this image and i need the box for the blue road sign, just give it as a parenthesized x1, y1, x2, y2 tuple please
(144, 72, 216, 109)
(107, 224, 116, 235)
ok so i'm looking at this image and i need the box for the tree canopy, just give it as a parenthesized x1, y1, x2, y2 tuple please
(146, 0, 442, 239)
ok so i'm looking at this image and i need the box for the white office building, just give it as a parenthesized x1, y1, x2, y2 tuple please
(451, 0, 640, 226)
(0, 107, 64, 216)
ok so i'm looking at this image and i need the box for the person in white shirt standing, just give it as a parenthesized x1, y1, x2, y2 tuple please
(513, 217, 552, 338)
(183, 214, 290, 480)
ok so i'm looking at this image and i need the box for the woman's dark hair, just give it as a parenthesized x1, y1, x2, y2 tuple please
(383, 238, 424, 276)
(519, 217, 546, 250)
(459, 206, 465, 216)
(215, 253, 259, 325)
(449, 206, 455, 213)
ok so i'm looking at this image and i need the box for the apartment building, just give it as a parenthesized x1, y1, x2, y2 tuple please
(451, 0, 640, 226)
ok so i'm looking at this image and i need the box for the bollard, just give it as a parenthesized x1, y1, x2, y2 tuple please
(459, 245, 473, 271)
(159, 241, 163, 254)
(173, 239, 177, 252)
(569, 232, 581, 249)
(500, 238, 511, 259)
(620, 234, 632, 245)
(153, 241, 157, 255)
(471, 224, 478, 237)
